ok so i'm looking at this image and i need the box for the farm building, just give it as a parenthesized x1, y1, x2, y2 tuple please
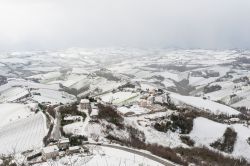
(67, 146, 81, 154)
(154, 96, 164, 104)
(63, 115, 82, 122)
(58, 138, 70, 150)
(90, 108, 99, 118)
(42, 145, 59, 160)
(139, 99, 148, 107)
(147, 96, 155, 105)
(80, 99, 90, 110)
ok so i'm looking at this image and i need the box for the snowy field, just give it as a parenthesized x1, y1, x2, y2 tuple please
(190, 117, 250, 161)
(117, 105, 149, 115)
(0, 79, 76, 104)
(125, 111, 186, 148)
(0, 103, 35, 128)
(28, 71, 62, 84)
(1, 48, 250, 163)
(35, 146, 165, 166)
(99, 92, 139, 105)
(0, 112, 47, 155)
(170, 93, 240, 115)
(0, 87, 29, 103)
(0, 79, 60, 91)
(32, 89, 76, 104)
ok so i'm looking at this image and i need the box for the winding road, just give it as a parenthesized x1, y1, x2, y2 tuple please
(89, 143, 177, 166)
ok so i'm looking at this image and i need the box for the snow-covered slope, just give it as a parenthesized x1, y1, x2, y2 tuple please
(0, 103, 35, 128)
(0, 112, 47, 154)
(190, 117, 250, 161)
(170, 93, 240, 115)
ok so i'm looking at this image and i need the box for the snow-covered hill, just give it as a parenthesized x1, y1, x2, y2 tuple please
(1, 48, 250, 165)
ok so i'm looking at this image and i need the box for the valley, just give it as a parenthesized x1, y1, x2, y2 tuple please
(0, 48, 250, 166)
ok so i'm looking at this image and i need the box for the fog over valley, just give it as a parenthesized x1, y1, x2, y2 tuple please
(0, 0, 250, 51)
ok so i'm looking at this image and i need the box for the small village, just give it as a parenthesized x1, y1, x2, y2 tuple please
(24, 83, 171, 164)
(20, 79, 250, 165)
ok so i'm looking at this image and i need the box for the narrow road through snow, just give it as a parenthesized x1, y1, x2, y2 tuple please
(51, 106, 61, 140)
(89, 143, 177, 166)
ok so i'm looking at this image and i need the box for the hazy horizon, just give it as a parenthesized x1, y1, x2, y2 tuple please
(1, 0, 250, 51)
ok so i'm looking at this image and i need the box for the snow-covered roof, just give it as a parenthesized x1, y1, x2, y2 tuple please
(69, 146, 80, 151)
(64, 115, 82, 121)
(90, 109, 99, 116)
(59, 138, 70, 144)
(42, 145, 59, 154)
(80, 99, 90, 104)
(117, 105, 148, 115)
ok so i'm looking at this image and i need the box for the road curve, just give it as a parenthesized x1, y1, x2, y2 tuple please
(90, 143, 177, 166)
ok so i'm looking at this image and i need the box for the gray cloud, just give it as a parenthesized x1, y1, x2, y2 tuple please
(0, 0, 250, 51)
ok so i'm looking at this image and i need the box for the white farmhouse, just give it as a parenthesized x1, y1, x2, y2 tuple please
(80, 99, 90, 110)
(67, 146, 81, 154)
(154, 96, 164, 104)
(147, 96, 155, 105)
(42, 145, 59, 160)
(139, 99, 148, 107)
(58, 138, 70, 150)
(90, 108, 99, 118)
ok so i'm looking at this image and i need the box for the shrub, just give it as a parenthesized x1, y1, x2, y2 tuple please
(175, 146, 249, 166)
(233, 76, 250, 83)
(236, 107, 250, 116)
(153, 121, 171, 132)
(38, 103, 47, 110)
(0, 155, 16, 166)
(95, 70, 121, 81)
(105, 126, 146, 149)
(210, 127, 237, 153)
(118, 82, 135, 90)
(0, 75, 7, 86)
(170, 114, 193, 134)
(180, 135, 195, 146)
(60, 103, 87, 126)
(146, 144, 186, 165)
(69, 135, 88, 146)
(43, 123, 54, 146)
(247, 137, 250, 145)
(153, 112, 194, 134)
(47, 106, 57, 119)
(97, 104, 124, 127)
(105, 124, 185, 165)
(204, 85, 222, 94)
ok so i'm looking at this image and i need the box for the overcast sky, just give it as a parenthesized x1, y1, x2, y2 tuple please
(0, 0, 250, 51)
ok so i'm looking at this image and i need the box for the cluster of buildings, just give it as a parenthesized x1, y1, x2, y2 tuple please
(37, 100, 96, 162)
(138, 90, 166, 108)
(80, 98, 99, 119)
(41, 138, 86, 161)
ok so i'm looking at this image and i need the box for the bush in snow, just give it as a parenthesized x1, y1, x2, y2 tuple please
(180, 135, 195, 146)
(46, 105, 57, 118)
(233, 76, 250, 84)
(60, 103, 86, 126)
(154, 121, 171, 132)
(69, 135, 88, 146)
(105, 126, 145, 149)
(236, 107, 250, 116)
(170, 114, 193, 134)
(247, 137, 250, 146)
(153, 112, 194, 134)
(146, 144, 186, 165)
(175, 146, 248, 166)
(0, 75, 7, 86)
(0, 155, 17, 166)
(97, 104, 124, 127)
(203, 85, 222, 94)
(210, 127, 237, 153)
